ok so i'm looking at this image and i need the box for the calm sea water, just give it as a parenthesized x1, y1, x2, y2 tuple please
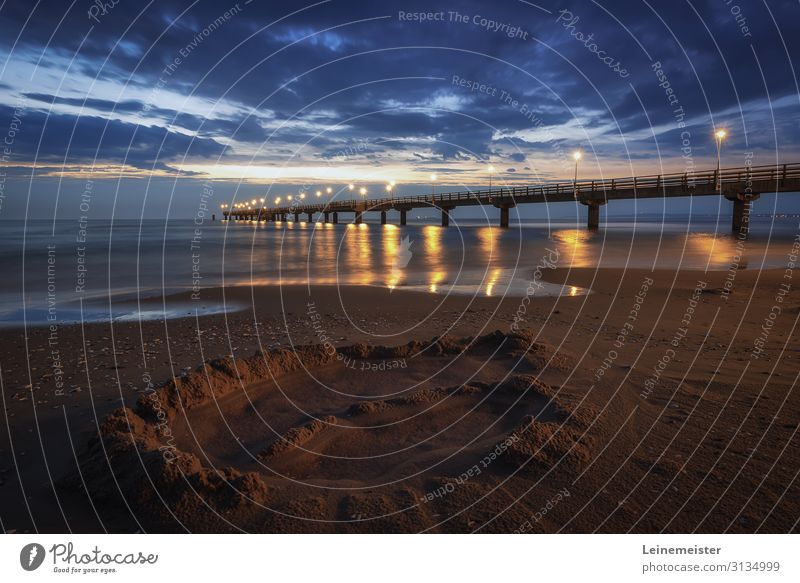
(0, 216, 797, 326)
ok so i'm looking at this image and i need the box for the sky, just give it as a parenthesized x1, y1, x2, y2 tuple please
(0, 0, 798, 219)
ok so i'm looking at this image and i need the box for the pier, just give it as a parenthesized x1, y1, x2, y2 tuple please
(223, 162, 800, 234)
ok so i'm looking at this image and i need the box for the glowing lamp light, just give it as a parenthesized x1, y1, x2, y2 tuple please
(359, 187, 367, 196)
(572, 151, 582, 161)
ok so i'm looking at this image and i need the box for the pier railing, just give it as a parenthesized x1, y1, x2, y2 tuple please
(223, 161, 800, 233)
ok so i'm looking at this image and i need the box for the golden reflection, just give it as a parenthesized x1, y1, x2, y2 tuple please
(422, 225, 442, 259)
(344, 224, 373, 284)
(384, 230, 400, 289)
(311, 221, 337, 269)
(551, 229, 593, 268)
(485, 268, 502, 296)
(686, 233, 742, 269)
(383, 226, 410, 289)
(476, 226, 499, 265)
(429, 270, 446, 293)
(569, 285, 580, 297)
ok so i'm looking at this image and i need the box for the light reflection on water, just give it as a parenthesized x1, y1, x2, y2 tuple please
(2, 218, 797, 325)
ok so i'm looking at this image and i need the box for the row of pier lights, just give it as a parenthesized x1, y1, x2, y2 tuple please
(220, 130, 735, 229)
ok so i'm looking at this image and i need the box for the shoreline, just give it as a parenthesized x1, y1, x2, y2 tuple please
(0, 260, 774, 331)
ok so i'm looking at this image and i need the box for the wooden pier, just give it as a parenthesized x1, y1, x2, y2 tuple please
(223, 162, 800, 234)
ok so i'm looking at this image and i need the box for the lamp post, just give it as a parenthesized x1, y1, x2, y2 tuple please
(572, 150, 582, 198)
(386, 183, 393, 202)
(359, 187, 367, 196)
(431, 173, 437, 197)
(715, 129, 727, 195)
(488, 165, 495, 192)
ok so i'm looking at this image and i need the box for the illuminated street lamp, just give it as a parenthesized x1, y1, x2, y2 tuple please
(316, 190, 322, 197)
(274, 197, 281, 205)
(287, 195, 293, 201)
(326, 187, 333, 194)
(572, 150, 582, 197)
(299, 193, 306, 200)
(359, 187, 367, 196)
(430, 173, 437, 196)
(488, 165, 495, 191)
(715, 129, 727, 195)
(348, 183, 355, 192)
(385, 182, 393, 202)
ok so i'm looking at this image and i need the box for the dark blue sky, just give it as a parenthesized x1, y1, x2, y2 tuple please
(0, 0, 798, 219)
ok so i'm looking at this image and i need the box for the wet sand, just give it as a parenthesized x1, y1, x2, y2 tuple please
(1, 266, 798, 533)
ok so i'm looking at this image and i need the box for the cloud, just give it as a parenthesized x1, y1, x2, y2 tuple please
(0, 104, 227, 171)
(0, 0, 797, 219)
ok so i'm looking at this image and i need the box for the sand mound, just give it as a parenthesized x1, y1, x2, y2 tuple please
(69, 330, 598, 532)
(260, 416, 339, 458)
(137, 344, 337, 422)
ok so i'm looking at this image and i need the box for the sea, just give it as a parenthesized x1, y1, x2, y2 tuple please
(0, 215, 797, 327)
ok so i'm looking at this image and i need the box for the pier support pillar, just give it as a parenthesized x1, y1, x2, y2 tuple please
(355, 211, 363, 224)
(212, 214, 216, 221)
(587, 203, 600, 230)
(400, 209, 407, 225)
(294, 212, 299, 222)
(441, 207, 453, 227)
(499, 207, 509, 228)
(332, 212, 338, 224)
(380, 211, 387, 225)
(727, 192, 760, 236)
(324, 212, 330, 223)
(579, 198, 606, 231)
(494, 202, 516, 228)
(307, 212, 313, 223)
